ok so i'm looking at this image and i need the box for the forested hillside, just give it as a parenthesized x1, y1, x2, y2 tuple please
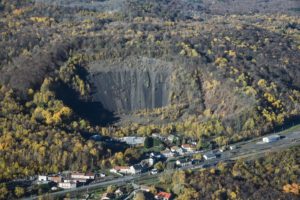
(155, 146, 300, 200)
(0, 0, 299, 198)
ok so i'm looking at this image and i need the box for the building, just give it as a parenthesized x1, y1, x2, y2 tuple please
(263, 135, 280, 143)
(110, 166, 132, 174)
(170, 146, 184, 155)
(155, 192, 172, 200)
(149, 158, 155, 166)
(71, 172, 95, 181)
(38, 175, 49, 183)
(203, 153, 216, 160)
(160, 149, 174, 158)
(48, 176, 63, 183)
(58, 180, 77, 189)
(176, 158, 192, 167)
(120, 137, 145, 146)
(181, 144, 197, 152)
(130, 164, 143, 174)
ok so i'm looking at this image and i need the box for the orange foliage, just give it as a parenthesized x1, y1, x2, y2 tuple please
(283, 183, 299, 195)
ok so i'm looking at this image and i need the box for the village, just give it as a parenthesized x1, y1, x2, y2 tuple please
(22, 132, 220, 199)
(17, 133, 283, 200)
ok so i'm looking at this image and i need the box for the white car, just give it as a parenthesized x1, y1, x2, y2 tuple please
(151, 169, 158, 175)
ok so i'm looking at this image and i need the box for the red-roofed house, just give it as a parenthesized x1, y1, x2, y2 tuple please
(155, 192, 172, 200)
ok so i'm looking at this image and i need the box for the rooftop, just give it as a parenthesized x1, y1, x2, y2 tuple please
(114, 166, 130, 170)
(156, 191, 172, 199)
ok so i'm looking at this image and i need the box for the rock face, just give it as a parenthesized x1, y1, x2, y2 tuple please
(88, 58, 173, 113)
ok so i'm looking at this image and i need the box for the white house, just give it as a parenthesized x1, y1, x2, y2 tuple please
(110, 165, 142, 175)
(58, 180, 77, 189)
(203, 153, 216, 160)
(37, 175, 49, 184)
(149, 158, 155, 166)
(263, 135, 280, 143)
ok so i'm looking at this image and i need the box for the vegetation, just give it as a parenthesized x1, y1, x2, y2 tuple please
(0, 0, 299, 198)
(153, 146, 300, 199)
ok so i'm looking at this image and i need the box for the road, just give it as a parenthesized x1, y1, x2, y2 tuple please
(22, 131, 300, 200)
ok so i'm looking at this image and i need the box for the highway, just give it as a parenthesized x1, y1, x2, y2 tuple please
(22, 131, 300, 200)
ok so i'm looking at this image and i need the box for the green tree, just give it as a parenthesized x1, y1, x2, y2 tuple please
(144, 136, 153, 148)
(15, 186, 25, 198)
(154, 161, 165, 171)
(0, 184, 8, 199)
(177, 188, 200, 200)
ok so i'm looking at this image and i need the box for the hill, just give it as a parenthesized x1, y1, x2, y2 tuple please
(0, 0, 299, 195)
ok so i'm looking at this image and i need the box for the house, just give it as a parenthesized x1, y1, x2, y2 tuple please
(85, 172, 96, 179)
(203, 153, 216, 160)
(155, 191, 172, 200)
(120, 137, 145, 146)
(71, 172, 95, 180)
(58, 180, 77, 189)
(176, 158, 192, 167)
(181, 144, 197, 152)
(130, 164, 143, 174)
(170, 146, 184, 155)
(160, 149, 174, 158)
(263, 135, 280, 143)
(38, 175, 48, 182)
(148, 158, 155, 166)
(110, 166, 132, 174)
(48, 176, 63, 183)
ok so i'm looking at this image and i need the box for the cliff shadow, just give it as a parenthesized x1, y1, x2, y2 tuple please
(54, 81, 119, 126)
